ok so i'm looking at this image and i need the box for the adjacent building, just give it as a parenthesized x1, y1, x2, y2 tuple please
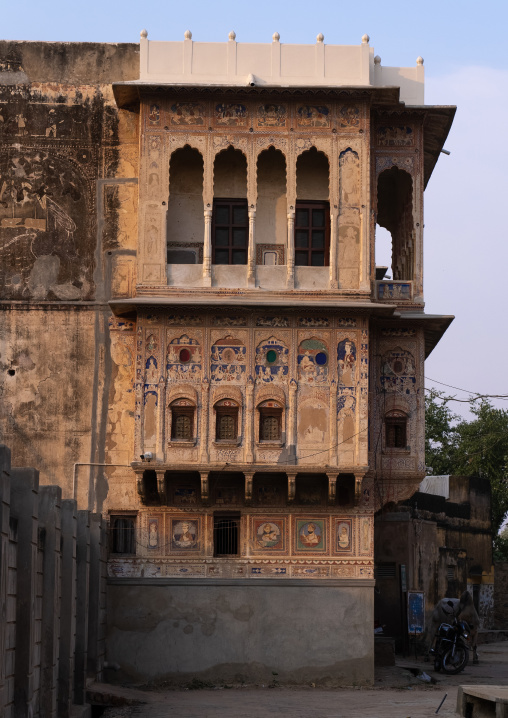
(0, 32, 455, 684)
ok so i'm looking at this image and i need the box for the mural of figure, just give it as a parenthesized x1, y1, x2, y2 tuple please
(340, 149, 360, 205)
(145, 356, 158, 383)
(299, 522, 322, 547)
(338, 522, 350, 549)
(146, 224, 158, 256)
(297, 338, 328, 384)
(172, 520, 197, 549)
(148, 104, 160, 124)
(256, 522, 280, 548)
(338, 339, 357, 386)
(148, 520, 158, 548)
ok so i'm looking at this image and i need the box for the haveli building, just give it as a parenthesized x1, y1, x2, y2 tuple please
(0, 32, 455, 684)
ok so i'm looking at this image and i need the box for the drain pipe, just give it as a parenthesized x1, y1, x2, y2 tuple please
(72, 462, 130, 503)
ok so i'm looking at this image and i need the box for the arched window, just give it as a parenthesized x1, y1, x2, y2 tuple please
(385, 410, 408, 449)
(215, 399, 239, 441)
(170, 399, 196, 441)
(258, 400, 283, 442)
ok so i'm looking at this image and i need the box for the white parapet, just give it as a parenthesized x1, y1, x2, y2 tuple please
(138, 31, 424, 105)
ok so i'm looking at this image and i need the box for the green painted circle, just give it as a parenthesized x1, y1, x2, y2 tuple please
(266, 349, 277, 364)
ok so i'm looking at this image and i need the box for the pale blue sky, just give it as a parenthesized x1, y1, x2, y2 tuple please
(3, 0, 508, 416)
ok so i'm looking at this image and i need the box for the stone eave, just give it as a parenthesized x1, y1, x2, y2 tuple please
(112, 80, 402, 108)
(378, 312, 454, 358)
(109, 295, 398, 316)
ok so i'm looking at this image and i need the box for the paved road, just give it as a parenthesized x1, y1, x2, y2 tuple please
(93, 642, 508, 718)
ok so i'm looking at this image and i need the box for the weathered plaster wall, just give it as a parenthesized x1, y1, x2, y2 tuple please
(0, 41, 139, 503)
(106, 581, 374, 685)
(256, 147, 286, 249)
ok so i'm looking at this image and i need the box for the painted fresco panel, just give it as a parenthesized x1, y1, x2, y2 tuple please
(250, 517, 287, 554)
(333, 518, 353, 555)
(170, 517, 201, 553)
(295, 519, 327, 553)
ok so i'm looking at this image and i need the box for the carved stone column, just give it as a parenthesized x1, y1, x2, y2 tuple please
(287, 472, 297, 503)
(244, 377, 254, 463)
(286, 209, 295, 289)
(244, 472, 254, 504)
(354, 473, 364, 505)
(200, 379, 210, 463)
(288, 378, 298, 462)
(329, 379, 338, 465)
(202, 206, 213, 286)
(156, 470, 166, 505)
(247, 207, 256, 287)
(329, 211, 338, 289)
(200, 471, 209, 503)
(326, 473, 338, 505)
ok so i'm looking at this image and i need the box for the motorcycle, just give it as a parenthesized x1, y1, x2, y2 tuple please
(432, 609, 471, 674)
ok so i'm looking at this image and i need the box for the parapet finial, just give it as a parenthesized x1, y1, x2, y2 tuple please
(416, 56, 424, 66)
(374, 55, 381, 65)
(272, 31, 280, 42)
(229, 30, 236, 41)
(140, 29, 148, 39)
(362, 34, 370, 44)
(316, 33, 324, 43)
(184, 29, 192, 40)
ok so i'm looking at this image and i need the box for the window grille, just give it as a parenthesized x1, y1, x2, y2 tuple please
(170, 400, 195, 441)
(111, 517, 136, 554)
(258, 401, 282, 442)
(215, 400, 239, 441)
(447, 565, 456, 581)
(173, 413, 192, 440)
(218, 414, 236, 440)
(214, 515, 239, 556)
(375, 562, 396, 579)
(261, 415, 280, 441)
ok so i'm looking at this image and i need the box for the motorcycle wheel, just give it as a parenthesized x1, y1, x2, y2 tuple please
(442, 645, 469, 674)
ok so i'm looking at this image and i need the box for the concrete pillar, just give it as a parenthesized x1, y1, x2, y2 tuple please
(58, 499, 77, 717)
(0, 445, 12, 717)
(10, 467, 39, 718)
(87, 514, 105, 683)
(74, 511, 91, 705)
(39, 485, 62, 718)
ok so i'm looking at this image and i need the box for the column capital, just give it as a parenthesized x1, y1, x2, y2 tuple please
(200, 471, 209, 502)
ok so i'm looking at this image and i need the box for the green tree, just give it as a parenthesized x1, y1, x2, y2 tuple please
(452, 400, 508, 535)
(425, 392, 508, 559)
(425, 389, 460, 475)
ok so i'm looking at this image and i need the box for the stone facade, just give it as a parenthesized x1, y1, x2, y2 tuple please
(0, 34, 455, 684)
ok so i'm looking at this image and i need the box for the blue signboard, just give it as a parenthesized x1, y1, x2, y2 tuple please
(407, 591, 425, 634)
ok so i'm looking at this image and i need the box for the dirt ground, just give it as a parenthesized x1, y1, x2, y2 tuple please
(89, 641, 508, 718)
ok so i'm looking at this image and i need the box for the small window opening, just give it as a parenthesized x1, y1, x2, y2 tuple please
(111, 517, 136, 554)
(214, 514, 240, 556)
(385, 411, 407, 449)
